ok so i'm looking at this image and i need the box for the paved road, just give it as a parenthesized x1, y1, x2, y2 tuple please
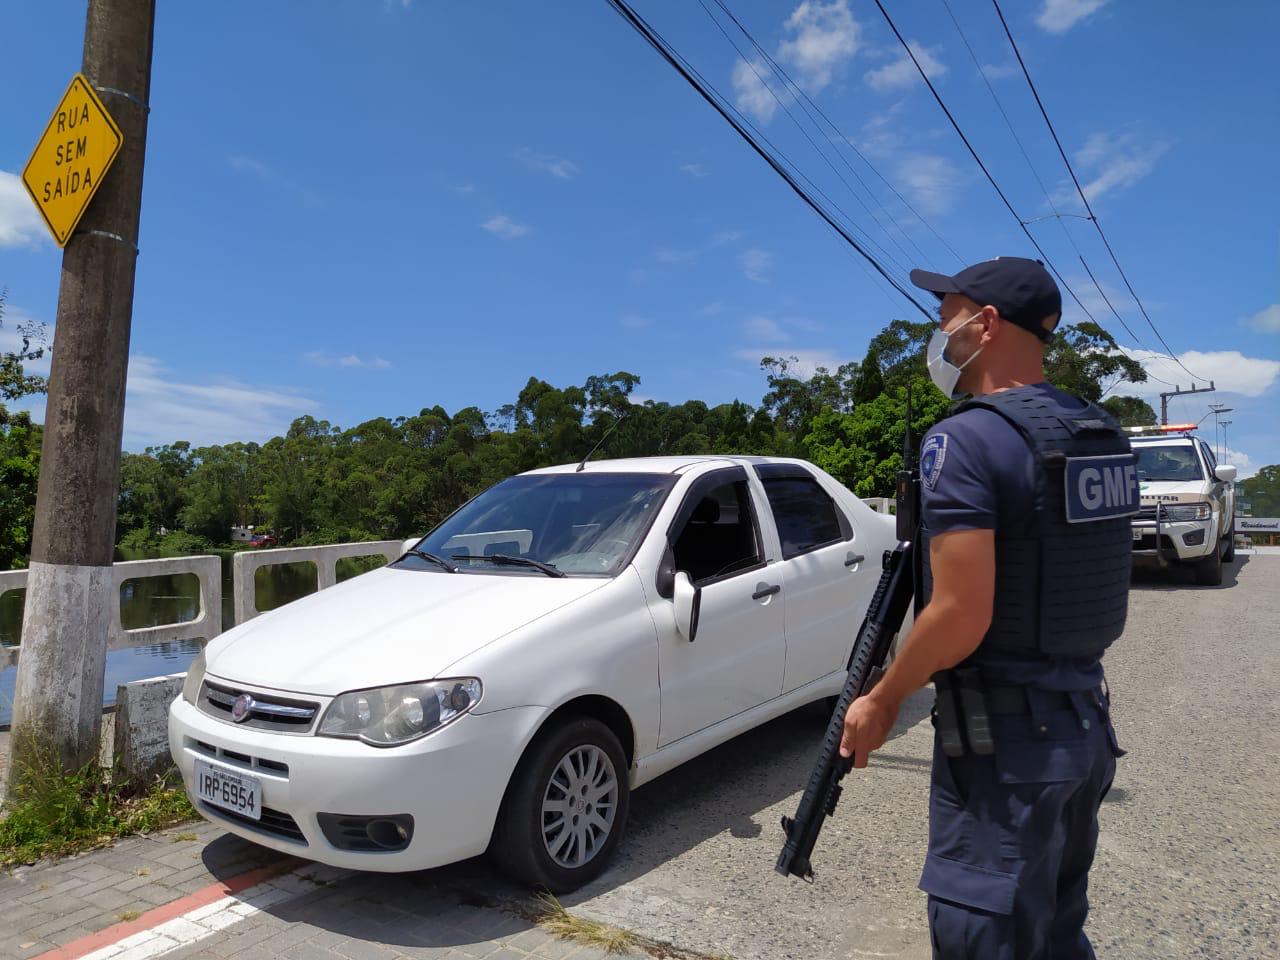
(1, 556, 1275, 960)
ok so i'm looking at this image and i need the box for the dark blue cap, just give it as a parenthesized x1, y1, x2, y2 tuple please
(910, 257, 1062, 343)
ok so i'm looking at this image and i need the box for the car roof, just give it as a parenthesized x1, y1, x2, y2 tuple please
(523, 455, 811, 476)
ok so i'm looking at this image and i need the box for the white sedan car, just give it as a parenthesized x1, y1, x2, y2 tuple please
(169, 456, 898, 891)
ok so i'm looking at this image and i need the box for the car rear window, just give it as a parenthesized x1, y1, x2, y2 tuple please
(762, 475, 848, 559)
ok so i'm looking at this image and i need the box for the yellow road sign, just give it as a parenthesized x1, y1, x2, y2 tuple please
(22, 73, 124, 248)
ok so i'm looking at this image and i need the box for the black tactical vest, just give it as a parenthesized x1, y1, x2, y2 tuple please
(922, 386, 1138, 659)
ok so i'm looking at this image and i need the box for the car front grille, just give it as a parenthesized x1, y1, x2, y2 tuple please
(198, 680, 319, 733)
(201, 802, 308, 845)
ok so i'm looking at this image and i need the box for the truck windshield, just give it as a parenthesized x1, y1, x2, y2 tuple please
(1135, 445, 1204, 482)
(403, 472, 676, 576)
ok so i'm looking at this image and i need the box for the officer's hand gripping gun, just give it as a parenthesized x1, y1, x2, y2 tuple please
(774, 390, 922, 882)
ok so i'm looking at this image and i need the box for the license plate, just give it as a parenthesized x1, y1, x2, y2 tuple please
(1132, 529, 1143, 541)
(194, 758, 261, 820)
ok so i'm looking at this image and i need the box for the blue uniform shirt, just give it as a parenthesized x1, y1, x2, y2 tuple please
(920, 382, 1104, 691)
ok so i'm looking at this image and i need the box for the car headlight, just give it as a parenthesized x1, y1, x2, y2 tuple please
(182, 650, 207, 705)
(318, 678, 482, 747)
(1162, 502, 1211, 522)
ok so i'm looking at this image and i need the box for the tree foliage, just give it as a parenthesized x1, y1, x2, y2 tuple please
(0, 316, 1162, 566)
(0, 291, 48, 569)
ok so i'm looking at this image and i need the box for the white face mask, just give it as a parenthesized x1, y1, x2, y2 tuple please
(926, 311, 985, 399)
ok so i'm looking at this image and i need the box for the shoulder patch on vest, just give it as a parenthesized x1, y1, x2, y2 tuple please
(921, 433, 948, 490)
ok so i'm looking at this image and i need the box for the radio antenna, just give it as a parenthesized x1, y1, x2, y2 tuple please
(577, 407, 631, 472)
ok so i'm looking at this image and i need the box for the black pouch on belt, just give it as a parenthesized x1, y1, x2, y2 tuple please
(954, 667, 994, 755)
(931, 670, 966, 757)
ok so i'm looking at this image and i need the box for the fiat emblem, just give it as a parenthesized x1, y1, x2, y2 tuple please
(231, 694, 255, 723)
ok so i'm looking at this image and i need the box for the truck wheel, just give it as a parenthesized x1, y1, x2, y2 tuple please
(1223, 515, 1236, 562)
(1194, 543, 1223, 586)
(491, 716, 630, 893)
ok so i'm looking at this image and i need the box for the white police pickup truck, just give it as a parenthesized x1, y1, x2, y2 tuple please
(1129, 426, 1237, 585)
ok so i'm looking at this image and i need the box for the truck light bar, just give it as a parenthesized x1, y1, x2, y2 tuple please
(1125, 423, 1198, 435)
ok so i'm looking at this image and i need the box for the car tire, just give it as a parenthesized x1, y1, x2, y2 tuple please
(1193, 542, 1223, 586)
(490, 716, 630, 893)
(1223, 515, 1236, 563)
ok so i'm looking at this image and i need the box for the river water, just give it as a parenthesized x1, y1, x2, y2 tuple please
(0, 549, 385, 727)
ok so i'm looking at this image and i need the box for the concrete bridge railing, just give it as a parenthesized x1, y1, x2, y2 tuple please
(0, 555, 222, 671)
(231, 540, 409, 626)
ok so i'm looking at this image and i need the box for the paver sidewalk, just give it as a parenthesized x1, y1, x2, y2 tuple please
(0, 820, 644, 960)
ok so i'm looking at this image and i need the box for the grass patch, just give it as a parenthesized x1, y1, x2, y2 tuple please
(535, 892, 637, 955)
(0, 736, 196, 866)
(171, 832, 199, 842)
(117, 910, 141, 923)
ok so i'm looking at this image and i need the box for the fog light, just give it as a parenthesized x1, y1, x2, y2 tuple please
(1183, 529, 1205, 546)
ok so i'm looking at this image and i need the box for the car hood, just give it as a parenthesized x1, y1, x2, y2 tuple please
(1139, 480, 1210, 502)
(205, 566, 609, 695)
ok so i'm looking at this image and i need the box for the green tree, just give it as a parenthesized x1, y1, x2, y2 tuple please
(1239, 465, 1280, 518)
(0, 290, 49, 568)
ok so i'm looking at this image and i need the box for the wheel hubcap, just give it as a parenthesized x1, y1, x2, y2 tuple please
(541, 744, 618, 869)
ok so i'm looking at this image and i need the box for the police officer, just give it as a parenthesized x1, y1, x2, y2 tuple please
(840, 258, 1132, 959)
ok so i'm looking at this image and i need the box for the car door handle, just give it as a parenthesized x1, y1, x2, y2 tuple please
(752, 583, 781, 600)
(844, 552, 865, 567)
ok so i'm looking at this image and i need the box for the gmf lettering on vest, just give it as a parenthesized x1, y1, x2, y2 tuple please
(21, 73, 124, 247)
(1065, 455, 1140, 523)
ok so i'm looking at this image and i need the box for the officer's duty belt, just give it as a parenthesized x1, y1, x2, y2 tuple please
(932, 670, 1100, 758)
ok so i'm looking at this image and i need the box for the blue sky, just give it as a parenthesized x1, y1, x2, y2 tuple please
(2, 0, 1277, 476)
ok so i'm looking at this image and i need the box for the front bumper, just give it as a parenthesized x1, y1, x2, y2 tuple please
(1131, 518, 1216, 563)
(168, 692, 548, 871)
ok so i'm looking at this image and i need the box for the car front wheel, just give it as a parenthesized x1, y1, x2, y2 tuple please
(491, 716, 630, 892)
(1193, 541, 1223, 586)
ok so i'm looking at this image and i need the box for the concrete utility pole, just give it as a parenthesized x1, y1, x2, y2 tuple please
(11, 0, 155, 774)
(1159, 381, 1215, 426)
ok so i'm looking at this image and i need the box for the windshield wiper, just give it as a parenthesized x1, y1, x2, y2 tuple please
(451, 554, 566, 578)
(402, 548, 458, 573)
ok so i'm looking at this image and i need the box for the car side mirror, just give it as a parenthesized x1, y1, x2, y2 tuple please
(673, 571, 701, 643)
(1215, 465, 1237, 483)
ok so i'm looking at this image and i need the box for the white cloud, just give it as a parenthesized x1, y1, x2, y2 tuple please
(981, 62, 1019, 80)
(516, 148, 579, 180)
(740, 248, 774, 283)
(779, 0, 860, 93)
(1218, 446, 1257, 480)
(735, 347, 846, 379)
(732, 0, 860, 123)
(679, 163, 709, 178)
(1037, 0, 1108, 34)
(121, 355, 316, 448)
(865, 42, 947, 92)
(228, 155, 321, 206)
(620, 314, 652, 329)
(896, 153, 961, 215)
(1053, 132, 1169, 209)
(303, 352, 391, 369)
(711, 230, 743, 245)
(1112, 348, 1280, 401)
(1244, 304, 1280, 333)
(451, 183, 476, 197)
(744, 315, 789, 343)
(482, 214, 530, 239)
(697, 301, 726, 317)
(0, 171, 47, 248)
(655, 247, 699, 265)
(732, 56, 784, 124)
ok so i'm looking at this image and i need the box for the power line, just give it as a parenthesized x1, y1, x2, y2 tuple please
(604, 0, 934, 319)
(695, 0, 916, 281)
(937, 0, 1149, 352)
(707, 0, 963, 268)
(869, 0, 1104, 338)
(988, 0, 1205, 383)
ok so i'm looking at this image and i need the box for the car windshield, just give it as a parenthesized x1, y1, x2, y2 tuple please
(404, 472, 676, 576)
(1135, 444, 1204, 482)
